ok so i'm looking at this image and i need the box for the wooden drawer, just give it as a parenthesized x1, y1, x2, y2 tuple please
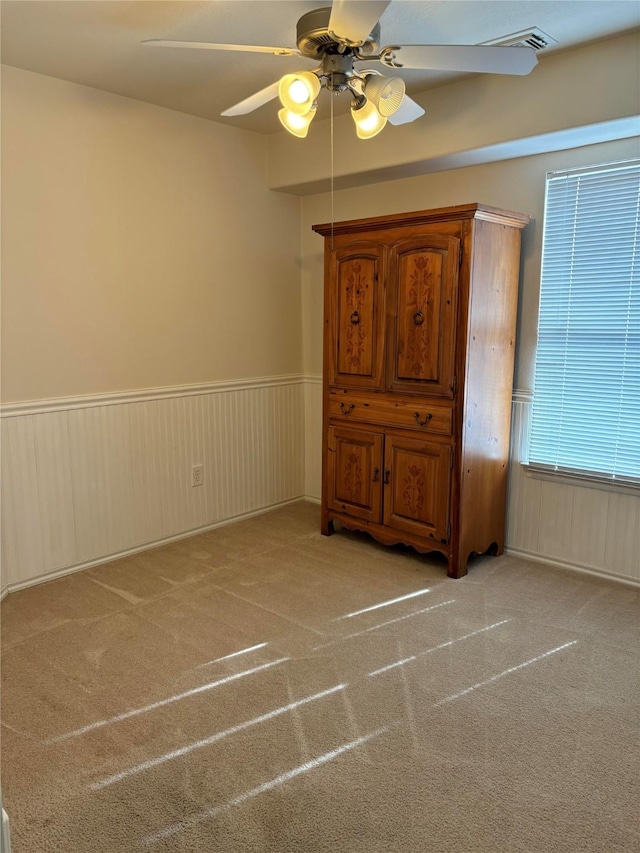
(328, 392, 452, 436)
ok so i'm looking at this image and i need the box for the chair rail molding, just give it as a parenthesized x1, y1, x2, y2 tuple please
(0, 374, 311, 418)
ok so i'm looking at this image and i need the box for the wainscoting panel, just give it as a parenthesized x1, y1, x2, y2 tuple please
(33, 411, 78, 572)
(303, 376, 322, 501)
(570, 486, 609, 570)
(506, 395, 640, 584)
(1, 377, 305, 590)
(68, 404, 138, 565)
(535, 480, 577, 563)
(1, 415, 45, 583)
(604, 491, 640, 581)
(504, 399, 542, 554)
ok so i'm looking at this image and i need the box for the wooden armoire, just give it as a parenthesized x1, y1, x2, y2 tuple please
(312, 203, 530, 579)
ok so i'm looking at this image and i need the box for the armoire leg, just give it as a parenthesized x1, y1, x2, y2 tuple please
(447, 553, 469, 579)
(487, 540, 504, 557)
(321, 516, 334, 536)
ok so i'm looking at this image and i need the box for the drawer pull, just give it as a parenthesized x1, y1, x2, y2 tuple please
(413, 310, 424, 326)
(372, 467, 379, 483)
(350, 310, 360, 325)
(413, 412, 433, 427)
(339, 402, 355, 415)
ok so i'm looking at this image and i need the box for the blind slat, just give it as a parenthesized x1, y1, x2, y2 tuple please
(529, 160, 640, 484)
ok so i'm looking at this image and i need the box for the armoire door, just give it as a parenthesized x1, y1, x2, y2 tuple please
(328, 242, 387, 389)
(327, 425, 383, 522)
(383, 434, 451, 543)
(387, 235, 460, 397)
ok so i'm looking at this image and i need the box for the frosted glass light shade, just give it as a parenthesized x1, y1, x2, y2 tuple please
(278, 106, 317, 138)
(363, 75, 405, 116)
(278, 72, 321, 115)
(351, 99, 387, 139)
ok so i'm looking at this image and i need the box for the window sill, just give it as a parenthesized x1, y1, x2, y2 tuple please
(522, 465, 640, 496)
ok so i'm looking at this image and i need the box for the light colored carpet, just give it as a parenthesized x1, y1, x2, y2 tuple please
(1, 500, 638, 852)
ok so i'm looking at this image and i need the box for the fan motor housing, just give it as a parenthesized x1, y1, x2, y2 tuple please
(296, 6, 380, 57)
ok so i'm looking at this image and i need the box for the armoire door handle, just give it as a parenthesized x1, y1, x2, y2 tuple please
(383, 469, 390, 484)
(413, 412, 433, 427)
(372, 467, 379, 482)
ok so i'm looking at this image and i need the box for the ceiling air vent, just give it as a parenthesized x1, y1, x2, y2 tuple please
(481, 27, 558, 51)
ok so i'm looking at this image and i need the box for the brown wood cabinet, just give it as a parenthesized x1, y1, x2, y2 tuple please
(313, 203, 530, 578)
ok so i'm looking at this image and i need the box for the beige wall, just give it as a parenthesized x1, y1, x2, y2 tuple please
(1, 66, 303, 403)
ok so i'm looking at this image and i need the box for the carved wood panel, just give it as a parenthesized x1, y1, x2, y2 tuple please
(327, 425, 383, 522)
(383, 434, 451, 543)
(388, 235, 460, 397)
(329, 243, 386, 389)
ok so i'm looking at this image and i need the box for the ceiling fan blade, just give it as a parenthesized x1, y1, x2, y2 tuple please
(220, 80, 281, 117)
(379, 44, 538, 75)
(387, 96, 425, 126)
(142, 39, 299, 57)
(328, 0, 392, 44)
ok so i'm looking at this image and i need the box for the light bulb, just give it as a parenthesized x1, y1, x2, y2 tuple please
(351, 99, 387, 139)
(278, 72, 321, 116)
(278, 106, 317, 138)
(289, 80, 311, 104)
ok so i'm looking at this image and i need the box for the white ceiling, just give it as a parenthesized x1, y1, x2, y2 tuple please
(2, 1, 639, 134)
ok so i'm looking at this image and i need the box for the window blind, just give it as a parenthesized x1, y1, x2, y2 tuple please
(529, 160, 640, 486)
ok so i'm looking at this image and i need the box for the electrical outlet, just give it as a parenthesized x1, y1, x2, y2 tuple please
(192, 464, 204, 487)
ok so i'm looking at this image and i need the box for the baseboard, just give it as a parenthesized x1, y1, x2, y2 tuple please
(303, 494, 321, 505)
(505, 546, 640, 587)
(3, 497, 307, 597)
(0, 585, 9, 602)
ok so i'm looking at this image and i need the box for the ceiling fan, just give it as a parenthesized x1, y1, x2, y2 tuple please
(142, 0, 538, 139)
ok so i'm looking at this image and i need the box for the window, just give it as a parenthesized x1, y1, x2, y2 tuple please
(528, 160, 639, 488)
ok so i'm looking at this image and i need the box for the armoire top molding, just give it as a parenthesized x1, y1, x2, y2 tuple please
(312, 203, 532, 237)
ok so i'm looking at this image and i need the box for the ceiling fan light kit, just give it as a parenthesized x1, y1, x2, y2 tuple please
(351, 97, 387, 139)
(143, 0, 537, 140)
(278, 71, 321, 115)
(278, 105, 317, 138)
(362, 73, 406, 117)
